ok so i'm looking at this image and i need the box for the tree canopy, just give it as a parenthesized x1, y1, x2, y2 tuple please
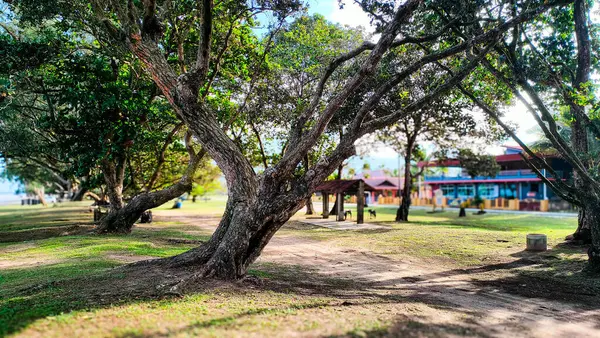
(6, 0, 599, 276)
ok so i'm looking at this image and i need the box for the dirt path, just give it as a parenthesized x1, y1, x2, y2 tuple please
(155, 212, 600, 337)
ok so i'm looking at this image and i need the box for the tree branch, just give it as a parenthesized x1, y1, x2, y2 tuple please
(191, 0, 213, 83)
(145, 122, 184, 192)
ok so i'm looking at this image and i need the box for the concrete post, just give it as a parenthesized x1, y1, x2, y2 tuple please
(357, 181, 365, 224)
(542, 169, 548, 200)
(322, 192, 329, 219)
(337, 193, 344, 221)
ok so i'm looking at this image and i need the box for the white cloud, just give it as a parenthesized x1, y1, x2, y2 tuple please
(328, 1, 374, 31)
(502, 101, 539, 145)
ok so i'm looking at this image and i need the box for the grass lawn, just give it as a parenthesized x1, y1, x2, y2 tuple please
(0, 199, 598, 337)
(301, 205, 579, 266)
(286, 205, 600, 301)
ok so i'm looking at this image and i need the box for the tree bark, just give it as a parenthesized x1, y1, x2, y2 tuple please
(585, 202, 600, 271)
(570, 0, 593, 247)
(168, 191, 308, 280)
(572, 206, 593, 243)
(101, 157, 126, 212)
(396, 139, 414, 222)
(95, 179, 193, 233)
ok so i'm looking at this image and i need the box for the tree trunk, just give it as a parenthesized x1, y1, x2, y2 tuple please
(396, 141, 414, 222)
(570, 0, 593, 249)
(169, 195, 307, 280)
(33, 188, 48, 207)
(71, 187, 87, 201)
(584, 201, 600, 271)
(571, 206, 593, 243)
(101, 158, 126, 212)
(96, 180, 193, 233)
(396, 180, 411, 222)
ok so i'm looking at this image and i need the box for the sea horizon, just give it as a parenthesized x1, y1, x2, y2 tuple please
(0, 192, 20, 206)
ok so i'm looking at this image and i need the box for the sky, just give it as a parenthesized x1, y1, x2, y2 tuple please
(0, 159, 21, 195)
(302, 0, 539, 172)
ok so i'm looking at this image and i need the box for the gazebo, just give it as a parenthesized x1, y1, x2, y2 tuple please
(314, 179, 375, 224)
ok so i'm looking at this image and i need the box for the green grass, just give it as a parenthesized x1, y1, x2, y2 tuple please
(283, 204, 598, 300)
(284, 205, 578, 266)
(0, 200, 598, 337)
(0, 201, 400, 337)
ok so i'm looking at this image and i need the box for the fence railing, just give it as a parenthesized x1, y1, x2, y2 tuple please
(423, 170, 563, 182)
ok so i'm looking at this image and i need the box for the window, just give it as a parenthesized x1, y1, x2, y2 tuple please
(478, 184, 498, 199)
(441, 185, 455, 197)
(457, 184, 475, 198)
(530, 183, 539, 193)
(499, 183, 517, 199)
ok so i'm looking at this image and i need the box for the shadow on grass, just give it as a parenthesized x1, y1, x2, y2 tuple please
(369, 208, 576, 233)
(3, 252, 600, 337)
(328, 315, 494, 338)
(0, 257, 372, 336)
(0, 224, 95, 243)
(0, 205, 94, 232)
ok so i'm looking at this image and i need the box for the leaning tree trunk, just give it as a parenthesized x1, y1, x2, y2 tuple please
(96, 180, 193, 233)
(169, 190, 309, 280)
(96, 144, 202, 234)
(71, 187, 87, 201)
(33, 188, 48, 207)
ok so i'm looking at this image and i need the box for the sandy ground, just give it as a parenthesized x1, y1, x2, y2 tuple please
(155, 211, 600, 338)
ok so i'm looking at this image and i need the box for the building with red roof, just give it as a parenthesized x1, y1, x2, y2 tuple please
(416, 146, 572, 206)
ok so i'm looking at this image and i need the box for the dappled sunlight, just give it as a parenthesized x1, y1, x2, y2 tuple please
(0, 202, 598, 337)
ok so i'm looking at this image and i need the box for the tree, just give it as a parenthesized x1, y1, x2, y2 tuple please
(9, 0, 571, 280)
(376, 68, 483, 221)
(457, 148, 501, 211)
(243, 14, 364, 216)
(431, 0, 600, 269)
(457, 149, 501, 181)
(0, 23, 205, 232)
